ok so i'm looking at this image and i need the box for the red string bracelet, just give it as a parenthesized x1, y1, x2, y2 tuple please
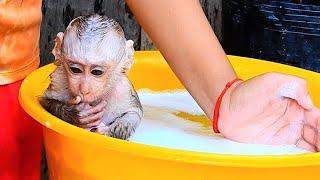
(212, 78, 242, 133)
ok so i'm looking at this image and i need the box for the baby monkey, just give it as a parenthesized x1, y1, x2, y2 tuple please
(40, 14, 142, 140)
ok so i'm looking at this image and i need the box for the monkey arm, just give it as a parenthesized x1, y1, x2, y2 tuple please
(90, 81, 143, 139)
(40, 96, 109, 129)
(107, 109, 142, 140)
(39, 97, 80, 125)
(97, 83, 143, 140)
(106, 82, 143, 140)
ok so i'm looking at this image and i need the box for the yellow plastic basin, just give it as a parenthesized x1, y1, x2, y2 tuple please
(19, 51, 320, 179)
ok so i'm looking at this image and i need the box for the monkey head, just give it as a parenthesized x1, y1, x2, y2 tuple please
(52, 14, 134, 103)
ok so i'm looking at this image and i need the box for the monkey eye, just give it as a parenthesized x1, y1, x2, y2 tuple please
(91, 69, 104, 76)
(69, 67, 82, 74)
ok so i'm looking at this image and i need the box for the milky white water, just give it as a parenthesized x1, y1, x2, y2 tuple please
(129, 89, 308, 155)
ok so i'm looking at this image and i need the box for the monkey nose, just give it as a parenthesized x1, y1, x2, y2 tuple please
(80, 87, 90, 94)
(79, 84, 91, 96)
(81, 91, 90, 96)
(79, 89, 90, 98)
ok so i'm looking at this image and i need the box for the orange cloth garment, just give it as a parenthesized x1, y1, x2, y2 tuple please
(0, 0, 42, 85)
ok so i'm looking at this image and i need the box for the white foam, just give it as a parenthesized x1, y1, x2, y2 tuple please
(129, 90, 308, 155)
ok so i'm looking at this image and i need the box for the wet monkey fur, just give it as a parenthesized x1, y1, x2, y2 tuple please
(40, 14, 142, 140)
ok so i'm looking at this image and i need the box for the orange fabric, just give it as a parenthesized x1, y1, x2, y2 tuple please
(0, 0, 42, 85)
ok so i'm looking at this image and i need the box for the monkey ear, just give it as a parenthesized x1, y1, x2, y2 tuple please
(52, 32, 64, 66)
(121, 40, 135, 73)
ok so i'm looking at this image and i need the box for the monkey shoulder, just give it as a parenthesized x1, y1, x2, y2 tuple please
(106, 79, 142, 140)
(104, 78, 143, 120)
(40, 65, 79, 124)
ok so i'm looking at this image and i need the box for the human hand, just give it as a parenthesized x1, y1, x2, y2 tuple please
(217, 72, 320, 152)
(68, 96, 107, 128)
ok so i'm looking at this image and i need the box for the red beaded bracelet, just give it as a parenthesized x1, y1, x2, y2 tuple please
(212, 78, 242, 133)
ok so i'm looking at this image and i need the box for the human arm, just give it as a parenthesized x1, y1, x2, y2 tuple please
(126, 0, 237, 118)
(126, 0, 320, 151)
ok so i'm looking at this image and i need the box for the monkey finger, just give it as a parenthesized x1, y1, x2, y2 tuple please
(75, 103, 92, 111)
(79, 101, 107, 117)
(81, 119, 102, 128)
(79, 119, 101, 128)
(79, 111, 104, 124)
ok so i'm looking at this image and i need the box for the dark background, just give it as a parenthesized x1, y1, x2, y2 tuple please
(40, 0, 320, 73)
(40, 0, 223, 65)
(223, 0, 320, 72)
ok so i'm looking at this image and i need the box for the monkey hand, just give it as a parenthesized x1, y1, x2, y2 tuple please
(68, 96, 108, 128)
(217, 72, 320, 152)
(107, 112, 141, 140)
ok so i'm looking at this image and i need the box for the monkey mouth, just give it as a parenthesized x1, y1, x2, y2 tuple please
(81, 97, 94, 104)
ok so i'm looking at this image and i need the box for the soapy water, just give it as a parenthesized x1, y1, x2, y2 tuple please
(128, 89, 308, 155)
